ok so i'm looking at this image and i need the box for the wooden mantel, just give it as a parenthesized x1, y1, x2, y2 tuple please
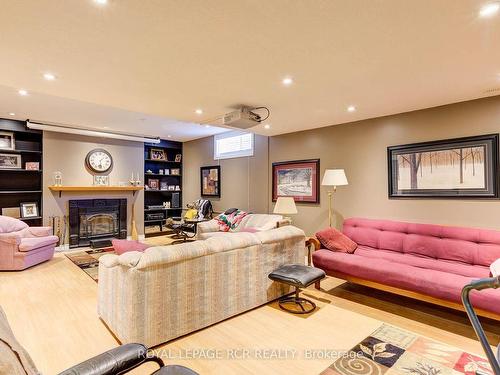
(48, 185, 143, 198)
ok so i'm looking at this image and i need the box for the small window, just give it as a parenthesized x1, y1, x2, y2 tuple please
(214, 131, 254, 160)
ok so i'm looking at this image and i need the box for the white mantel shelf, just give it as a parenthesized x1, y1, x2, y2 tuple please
(48, 185, 143, 198)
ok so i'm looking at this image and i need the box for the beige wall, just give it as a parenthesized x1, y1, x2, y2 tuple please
(270, 96, 500, 235)
(43, 132, 144, 240)
(183, 134, 269, 214)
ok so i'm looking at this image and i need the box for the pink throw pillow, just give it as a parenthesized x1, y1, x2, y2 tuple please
(315, 227, 357, 253)
(112, 239, 150, 255)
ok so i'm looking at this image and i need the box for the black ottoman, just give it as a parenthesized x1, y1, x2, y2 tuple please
(153, 365, 200, 375)
(269, 264, 326, 314)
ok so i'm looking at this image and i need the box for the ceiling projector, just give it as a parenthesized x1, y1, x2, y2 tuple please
(222, 107, 262, 129)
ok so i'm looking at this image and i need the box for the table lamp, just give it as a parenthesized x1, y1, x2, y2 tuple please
(321, 169, 348, 227)
(273, 197, 298, 223)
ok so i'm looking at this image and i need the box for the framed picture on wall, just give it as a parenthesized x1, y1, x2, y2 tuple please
(201, 165, 220, 197)
(388, 134, 499, 198)
(272, 159, 320, 203)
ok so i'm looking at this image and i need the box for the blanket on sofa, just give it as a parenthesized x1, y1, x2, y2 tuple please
(215, 210, 249, 232)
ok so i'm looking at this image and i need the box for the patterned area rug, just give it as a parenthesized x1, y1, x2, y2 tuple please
(65, 247, 116, 282)
(321, 324, 493, 375)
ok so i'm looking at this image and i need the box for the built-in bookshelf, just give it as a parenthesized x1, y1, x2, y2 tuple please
(0, 119, 43, 226)
(143, 139, 183, 237)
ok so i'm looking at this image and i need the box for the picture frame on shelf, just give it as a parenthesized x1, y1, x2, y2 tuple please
(170, 168, 180, 175)
(93, 175, 109, 186)
(25, 162, 40, 171)
(148, 178, 160, 190)
(175, 154, 182, 162)
(20, 202, 39, 218)
(0, 131, 15, 150)
(164, 169, 170, 175)
(0, 153, 21, 169)
(2, 207, 21, 219)
(150, 148, 167, 161)
(272, 159, 320, 203)
(160, 181, 168, 191)
(200, 165, 220, 197)
(388, 134, 499, 198)
(168, 185, 175, 191)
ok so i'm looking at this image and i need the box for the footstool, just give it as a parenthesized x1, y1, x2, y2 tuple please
(269, 264, 326, 314)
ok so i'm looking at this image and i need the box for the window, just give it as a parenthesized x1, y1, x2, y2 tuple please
(214, 131, 254, 160)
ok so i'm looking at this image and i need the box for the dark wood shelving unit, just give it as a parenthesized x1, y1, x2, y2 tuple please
(144, 139, 183, 237)
(0, 119, 43, 226)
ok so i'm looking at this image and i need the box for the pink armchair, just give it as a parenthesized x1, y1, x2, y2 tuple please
(0, 216, 58, 271)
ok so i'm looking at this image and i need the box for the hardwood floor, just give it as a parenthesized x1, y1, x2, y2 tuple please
(0, 254, 498, 374)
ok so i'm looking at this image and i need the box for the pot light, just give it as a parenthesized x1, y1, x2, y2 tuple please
(195, 109, 203, 115)
(264, 124, 271, 129)
(18, 89, 28, 96)
(43, 72, 56, 81)
(205, 125, 210, 128)
(167, 135, 172, 138)
(479, 2, 500, 17)
(93, 0, 108, 5)
(282, 77, 293, 86)
(347, 105, 356, 112)
(8, 112, 15, 116)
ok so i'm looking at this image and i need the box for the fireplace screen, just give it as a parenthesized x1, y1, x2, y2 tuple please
(79, 212, 118, 238)
(69, 199, 127, 248)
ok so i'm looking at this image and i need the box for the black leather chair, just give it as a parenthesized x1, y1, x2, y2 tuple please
(58, 343, 198, 375)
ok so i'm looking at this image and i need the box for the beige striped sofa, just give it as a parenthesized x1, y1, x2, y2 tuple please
(97, 225, 306, 347)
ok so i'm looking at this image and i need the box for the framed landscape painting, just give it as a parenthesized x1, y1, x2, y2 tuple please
(388, 134, 499, 198)
(272, 159, 319, 203)
(201, 165, 220, 197)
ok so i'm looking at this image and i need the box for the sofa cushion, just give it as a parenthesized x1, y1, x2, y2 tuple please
(112, 239, 150, 255)
(0, 216, 28, 234)
(234, 214, 283, 232)
(18, 236, 58, 252)
(343, 218, 500, 267)
(315, 227, 357, 253)
(0, 307, 39, 374)
(312, 249, 500, 315)
(354, 246, 490, 278)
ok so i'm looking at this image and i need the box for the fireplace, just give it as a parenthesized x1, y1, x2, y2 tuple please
(69, 199, 127, 248)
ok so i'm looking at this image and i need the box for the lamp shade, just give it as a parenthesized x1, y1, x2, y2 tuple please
(273, 197, 298, 215)
(322, 169, 348, 186)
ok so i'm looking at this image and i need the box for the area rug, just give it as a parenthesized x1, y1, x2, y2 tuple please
(65, 247, 115, 282)
(321, 323, 493, 375)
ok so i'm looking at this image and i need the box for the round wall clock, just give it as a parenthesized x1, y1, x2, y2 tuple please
(85, 148, 113, 173)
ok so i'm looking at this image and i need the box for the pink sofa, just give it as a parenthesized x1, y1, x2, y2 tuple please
(0, 216, 58, 271)
(312, 217, 500, 319)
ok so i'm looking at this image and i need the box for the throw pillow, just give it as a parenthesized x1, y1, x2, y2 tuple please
(490, 258, 500, 277)
(315, 227, 357, 253)
(112, 239, 150, 255)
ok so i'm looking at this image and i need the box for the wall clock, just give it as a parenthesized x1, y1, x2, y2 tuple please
(85, 148, 113, 173)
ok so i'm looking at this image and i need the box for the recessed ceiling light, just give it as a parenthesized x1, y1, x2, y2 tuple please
(43, 72, 56, 81)
(93, 0, 108, 5)
(264, 124, 271, 129)
(347, 105, 356, 112)
(167, 135, 172, 138)
(282, 77, 293, 86)
(479, 2, 500, 17)
(18, 89, 28, 96)
(8, 112, 15, 116)
(195, 109, 203, 115)
(205, 125, 210, 128)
